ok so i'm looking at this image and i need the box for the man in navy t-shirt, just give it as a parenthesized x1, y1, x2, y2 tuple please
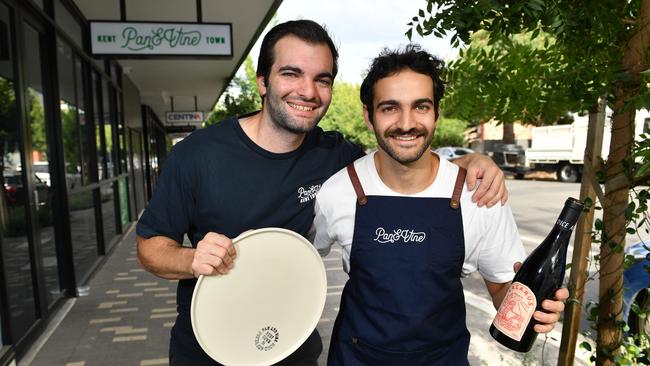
(136, 19, 508, 366)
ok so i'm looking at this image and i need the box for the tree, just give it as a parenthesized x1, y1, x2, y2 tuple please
(318, 81, 376, 150)
(408, 1, 650, 364)
(432, 117, 467, 148)
(206, 56, 261, 125)
(442, 29, 579, 142)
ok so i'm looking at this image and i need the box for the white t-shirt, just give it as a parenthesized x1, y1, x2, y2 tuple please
(312, 151, 526, 284)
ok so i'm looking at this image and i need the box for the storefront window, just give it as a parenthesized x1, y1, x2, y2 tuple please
(58, 38, 99, 281)
(93, 72, 104, 179)
(0, 4, 37, 342)
(102, 80, 115, 178)
(118, 177, 129, 228)
(76, 57, 94, 185)
(100, 182, 117, 248)
(117, 93, 127, 173)
(57, 38, 81, 190)
(24, 22, 61, 307)
(67, 189, 98, 281)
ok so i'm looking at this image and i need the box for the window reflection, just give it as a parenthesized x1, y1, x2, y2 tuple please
(0, 5, 37, 342)
(103, 80, 114, 179)
(24, 23, 61, 307)
(100, 182, 117, 250)
(58, 38, 99, 280)
(68, 190, 98, 281)
(57, 39, 82, 190)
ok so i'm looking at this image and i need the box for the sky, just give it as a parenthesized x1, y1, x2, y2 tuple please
(247, 0, 459, 85)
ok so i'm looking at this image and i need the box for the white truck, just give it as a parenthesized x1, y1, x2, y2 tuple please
(525, 110, 650, 182)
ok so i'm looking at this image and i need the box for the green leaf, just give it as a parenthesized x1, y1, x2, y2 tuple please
(406, 29, 413, 41)
(419, 9, 425, 17)
(580, 341, 592, 352)
(531, 28, 540, 40)
(595, 218, 603, 230)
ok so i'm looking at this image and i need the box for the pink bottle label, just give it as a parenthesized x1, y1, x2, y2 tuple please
(492, 282, 537, 341)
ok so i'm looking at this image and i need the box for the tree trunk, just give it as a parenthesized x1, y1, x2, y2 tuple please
(596, 1, 650, 364)
(502, 122, 515, 144)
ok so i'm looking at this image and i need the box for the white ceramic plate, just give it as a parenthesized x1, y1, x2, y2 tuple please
(191, 228, 327, 366)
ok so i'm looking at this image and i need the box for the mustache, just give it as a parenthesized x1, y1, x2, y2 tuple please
(384, 126, 427, 138)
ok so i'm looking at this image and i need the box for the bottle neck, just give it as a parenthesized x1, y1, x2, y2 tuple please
(545, 203, 582, 249)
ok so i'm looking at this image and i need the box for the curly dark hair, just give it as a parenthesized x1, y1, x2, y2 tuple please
(360, 44, 445, 122)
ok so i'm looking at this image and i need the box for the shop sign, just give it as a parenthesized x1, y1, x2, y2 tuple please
(166, 111, 204, 123)
(90, 21, 232, 56)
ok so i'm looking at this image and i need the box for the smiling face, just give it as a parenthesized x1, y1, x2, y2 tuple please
(257, 35, 334, 134)
(364, 69, 438, 165)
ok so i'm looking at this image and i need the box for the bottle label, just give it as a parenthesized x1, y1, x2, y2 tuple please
(556, 219, 575, 231)
(492, 282, 537, 342)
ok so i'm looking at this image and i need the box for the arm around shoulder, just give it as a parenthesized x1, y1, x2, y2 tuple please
(137, 235, 195, 280)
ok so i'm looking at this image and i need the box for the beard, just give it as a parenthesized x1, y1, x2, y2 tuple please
(264, 85, 328, 134)
(375, 125, 434, 164)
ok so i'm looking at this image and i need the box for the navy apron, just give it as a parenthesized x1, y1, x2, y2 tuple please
(327, 163, 470, 366)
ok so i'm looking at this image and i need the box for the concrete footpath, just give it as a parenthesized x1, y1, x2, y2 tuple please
(23, 225, 593, 366)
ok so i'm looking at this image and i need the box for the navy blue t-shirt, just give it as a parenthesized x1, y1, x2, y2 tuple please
(136, 114, 364, 363)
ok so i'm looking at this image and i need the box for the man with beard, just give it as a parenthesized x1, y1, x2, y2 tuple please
(312, 45, 568, 365)
(136, 21, 509, 366)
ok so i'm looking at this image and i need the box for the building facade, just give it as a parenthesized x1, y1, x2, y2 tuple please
(0, 0, 280, 363)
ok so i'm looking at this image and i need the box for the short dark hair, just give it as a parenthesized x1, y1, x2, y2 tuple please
(256, 19, 339, 87)
(360, 44, 445, 122)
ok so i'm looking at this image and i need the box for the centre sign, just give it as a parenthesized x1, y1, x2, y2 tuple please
(90, 21, 232, 56)
(166, 111, 204, 123)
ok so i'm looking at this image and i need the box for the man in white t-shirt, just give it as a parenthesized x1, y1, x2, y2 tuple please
(312, 44, 569, 365)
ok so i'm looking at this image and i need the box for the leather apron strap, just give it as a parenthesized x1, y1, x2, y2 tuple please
(450, 167, 466, 209)
(347, 163, 367, 206)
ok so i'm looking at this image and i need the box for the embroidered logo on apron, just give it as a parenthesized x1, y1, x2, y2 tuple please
(373, 228, 426, 244)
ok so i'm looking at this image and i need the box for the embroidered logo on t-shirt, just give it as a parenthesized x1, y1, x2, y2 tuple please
(373, 228, 426, 244)
(298, 184, 321, 203)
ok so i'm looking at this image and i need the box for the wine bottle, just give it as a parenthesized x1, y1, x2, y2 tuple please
(489, 197, 584, 352)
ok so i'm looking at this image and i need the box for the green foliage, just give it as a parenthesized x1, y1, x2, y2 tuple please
(634, 133, 650, 183)
(318, 82, 376, 150)
(443, 30, 579, 126)
(60, 105, 81, 173)
(408, 0, 645, 113)
(206, 57, 261, 125)
(431, 117, 467, 147)
(0, 78, 18, 170)
(408, 1, 650, 363)
(28, 89, 47, 156)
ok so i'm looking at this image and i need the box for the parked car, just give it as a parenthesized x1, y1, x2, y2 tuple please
(434, 146, 474, 161)
(623, 240, 650, 336)
(3, 172, 49, 206)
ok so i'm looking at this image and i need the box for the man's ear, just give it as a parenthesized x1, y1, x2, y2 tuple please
(256, 75, 267, 98)
(363, 106, 374, 131)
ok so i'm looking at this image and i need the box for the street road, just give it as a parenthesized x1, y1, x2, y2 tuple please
(316, 178, 596, 365)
